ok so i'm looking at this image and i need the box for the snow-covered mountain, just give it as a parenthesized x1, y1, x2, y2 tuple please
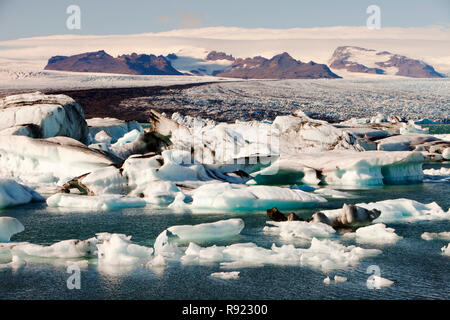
(329, 46, 444, 78)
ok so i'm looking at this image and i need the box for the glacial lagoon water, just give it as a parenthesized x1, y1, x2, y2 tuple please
(0, 166, 449, 300)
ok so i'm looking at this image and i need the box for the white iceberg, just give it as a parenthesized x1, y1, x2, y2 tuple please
(0, 92, 89, 143)
(0, 135, 118, 184)
(87, 117, 143, 144)
(343, 223, 402, 245)
(263, 220, 336, 242)
(0, 217, 25, 242)
(46, 193, 146, 210)
(421, 232, 450, 241)
(9, 239, 96, 259)
(442, 244, 450, 257)
(0, 179, 44, 209)
(188, 183, 327, 211)
(323, 198, 450, 223)
(367, 275, 394, 288)
(166, 218, 245, 242)
(181, 238, 381, 272)
(97, 233, 153, 266)
(210, 271, 240, 280)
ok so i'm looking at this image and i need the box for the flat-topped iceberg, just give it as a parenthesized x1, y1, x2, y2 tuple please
(343, 223, 402, 245)
(0, 179, 44, 209)
(187, 183, 327, 211)
(263, 220, 336, 242)
(0, 217, 24, 242)
(0, 92, 89, 143)
(46, 193, 146, 210)
(251, 151, 425, 186)
(323, 198, 450, 223)
(165, 218, 245, 243)
(7, 239, 96, 259)
(0, 135, 119, 185)
(182, 238, 381, 272)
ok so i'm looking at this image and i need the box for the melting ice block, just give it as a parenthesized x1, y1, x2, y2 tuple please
(46, 193, 146, 210)
(210, 271, 240, 280)
(323, 198, 450, 223)
(0, 217, 25, 242)
(8, 239, 96, 259)
(0, 179, 45, 209)
(165, 219, 245, 243)
(421, 232, 450, 241)
(188, 183, 326, 211)
(263, 221, 336, 242)
(343, 223, 402, 245)
(181, 238, 381, 272)
(97, 233, 154, 266)
(442, 244, 450, 257)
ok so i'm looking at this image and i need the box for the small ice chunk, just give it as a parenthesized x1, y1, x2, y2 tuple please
(167, 219, 244, 242)
(0, 179, 44, 209)
(210, 271, 240, 280)
(421, 231, 450, 241)
(367, 275, 394, 288)
(0, 217, 25, 242)
(344, 224, 402, 245)
(263, 220, 335, 241)
(97, 233, 153, 266)
(442, 244, 450, 257)
(323, 276, 331, 285)
(46, 193, 146, 210)
(334, 275, 347, 283)
(314, 188, 355, 199)
(10, 239, 96, 259)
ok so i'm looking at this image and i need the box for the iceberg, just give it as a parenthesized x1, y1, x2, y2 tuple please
(0, 179, 45, 209)
(0, 92, 89, 143)
(367, 275, 394, 288)
(8, 239, 96, 259)
(343, 223, 402, 245)
(181, 238, 381, 272)
(210, 271, 240, 280)
(0, 135, 119, 184)
(263, 220, 336, 242)
(87, 117, 143, 144)
(323, 198, 450, 223)
(421, 232, 450, 241)
(442, 244, 450, 257)
(251, 151, 425, 187)
(97, 233, 153, 266)
(165, 219, 245, 242)
(188, 183, 327, 211)
(0, 217, 25, 242)
(46, 193, 146, 210)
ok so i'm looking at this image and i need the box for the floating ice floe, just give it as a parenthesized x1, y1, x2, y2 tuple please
(164, 218, 245, 243)
(313, 188, 355, 199)
(343, 224, 402, 245)
(263, 221, 336, 242)
(334, 275, 348, 283)
(0, 217, 24, 242)
(0, 179, 45, 209)
(210, 271, 240, 280)
(423, 167, 450, 183)
(97, 233, 154, 266)
(7, 239, 96, 259)
(367, 275, 394, 289)
(0, 92, 89, 143)
(181, 238, 381, 272)
(421, 232, 450, 241)
(186, 183, 327, 211)
(46, 193, 146, 210)
(322, 198, 450, 223)
(442, 244, 450, 257)
(251, 151, 425, 187)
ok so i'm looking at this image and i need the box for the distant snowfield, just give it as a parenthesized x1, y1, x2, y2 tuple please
(0, 26, 449, 89)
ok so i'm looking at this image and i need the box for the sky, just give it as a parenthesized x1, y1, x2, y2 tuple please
(0, 0, 449, 41)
